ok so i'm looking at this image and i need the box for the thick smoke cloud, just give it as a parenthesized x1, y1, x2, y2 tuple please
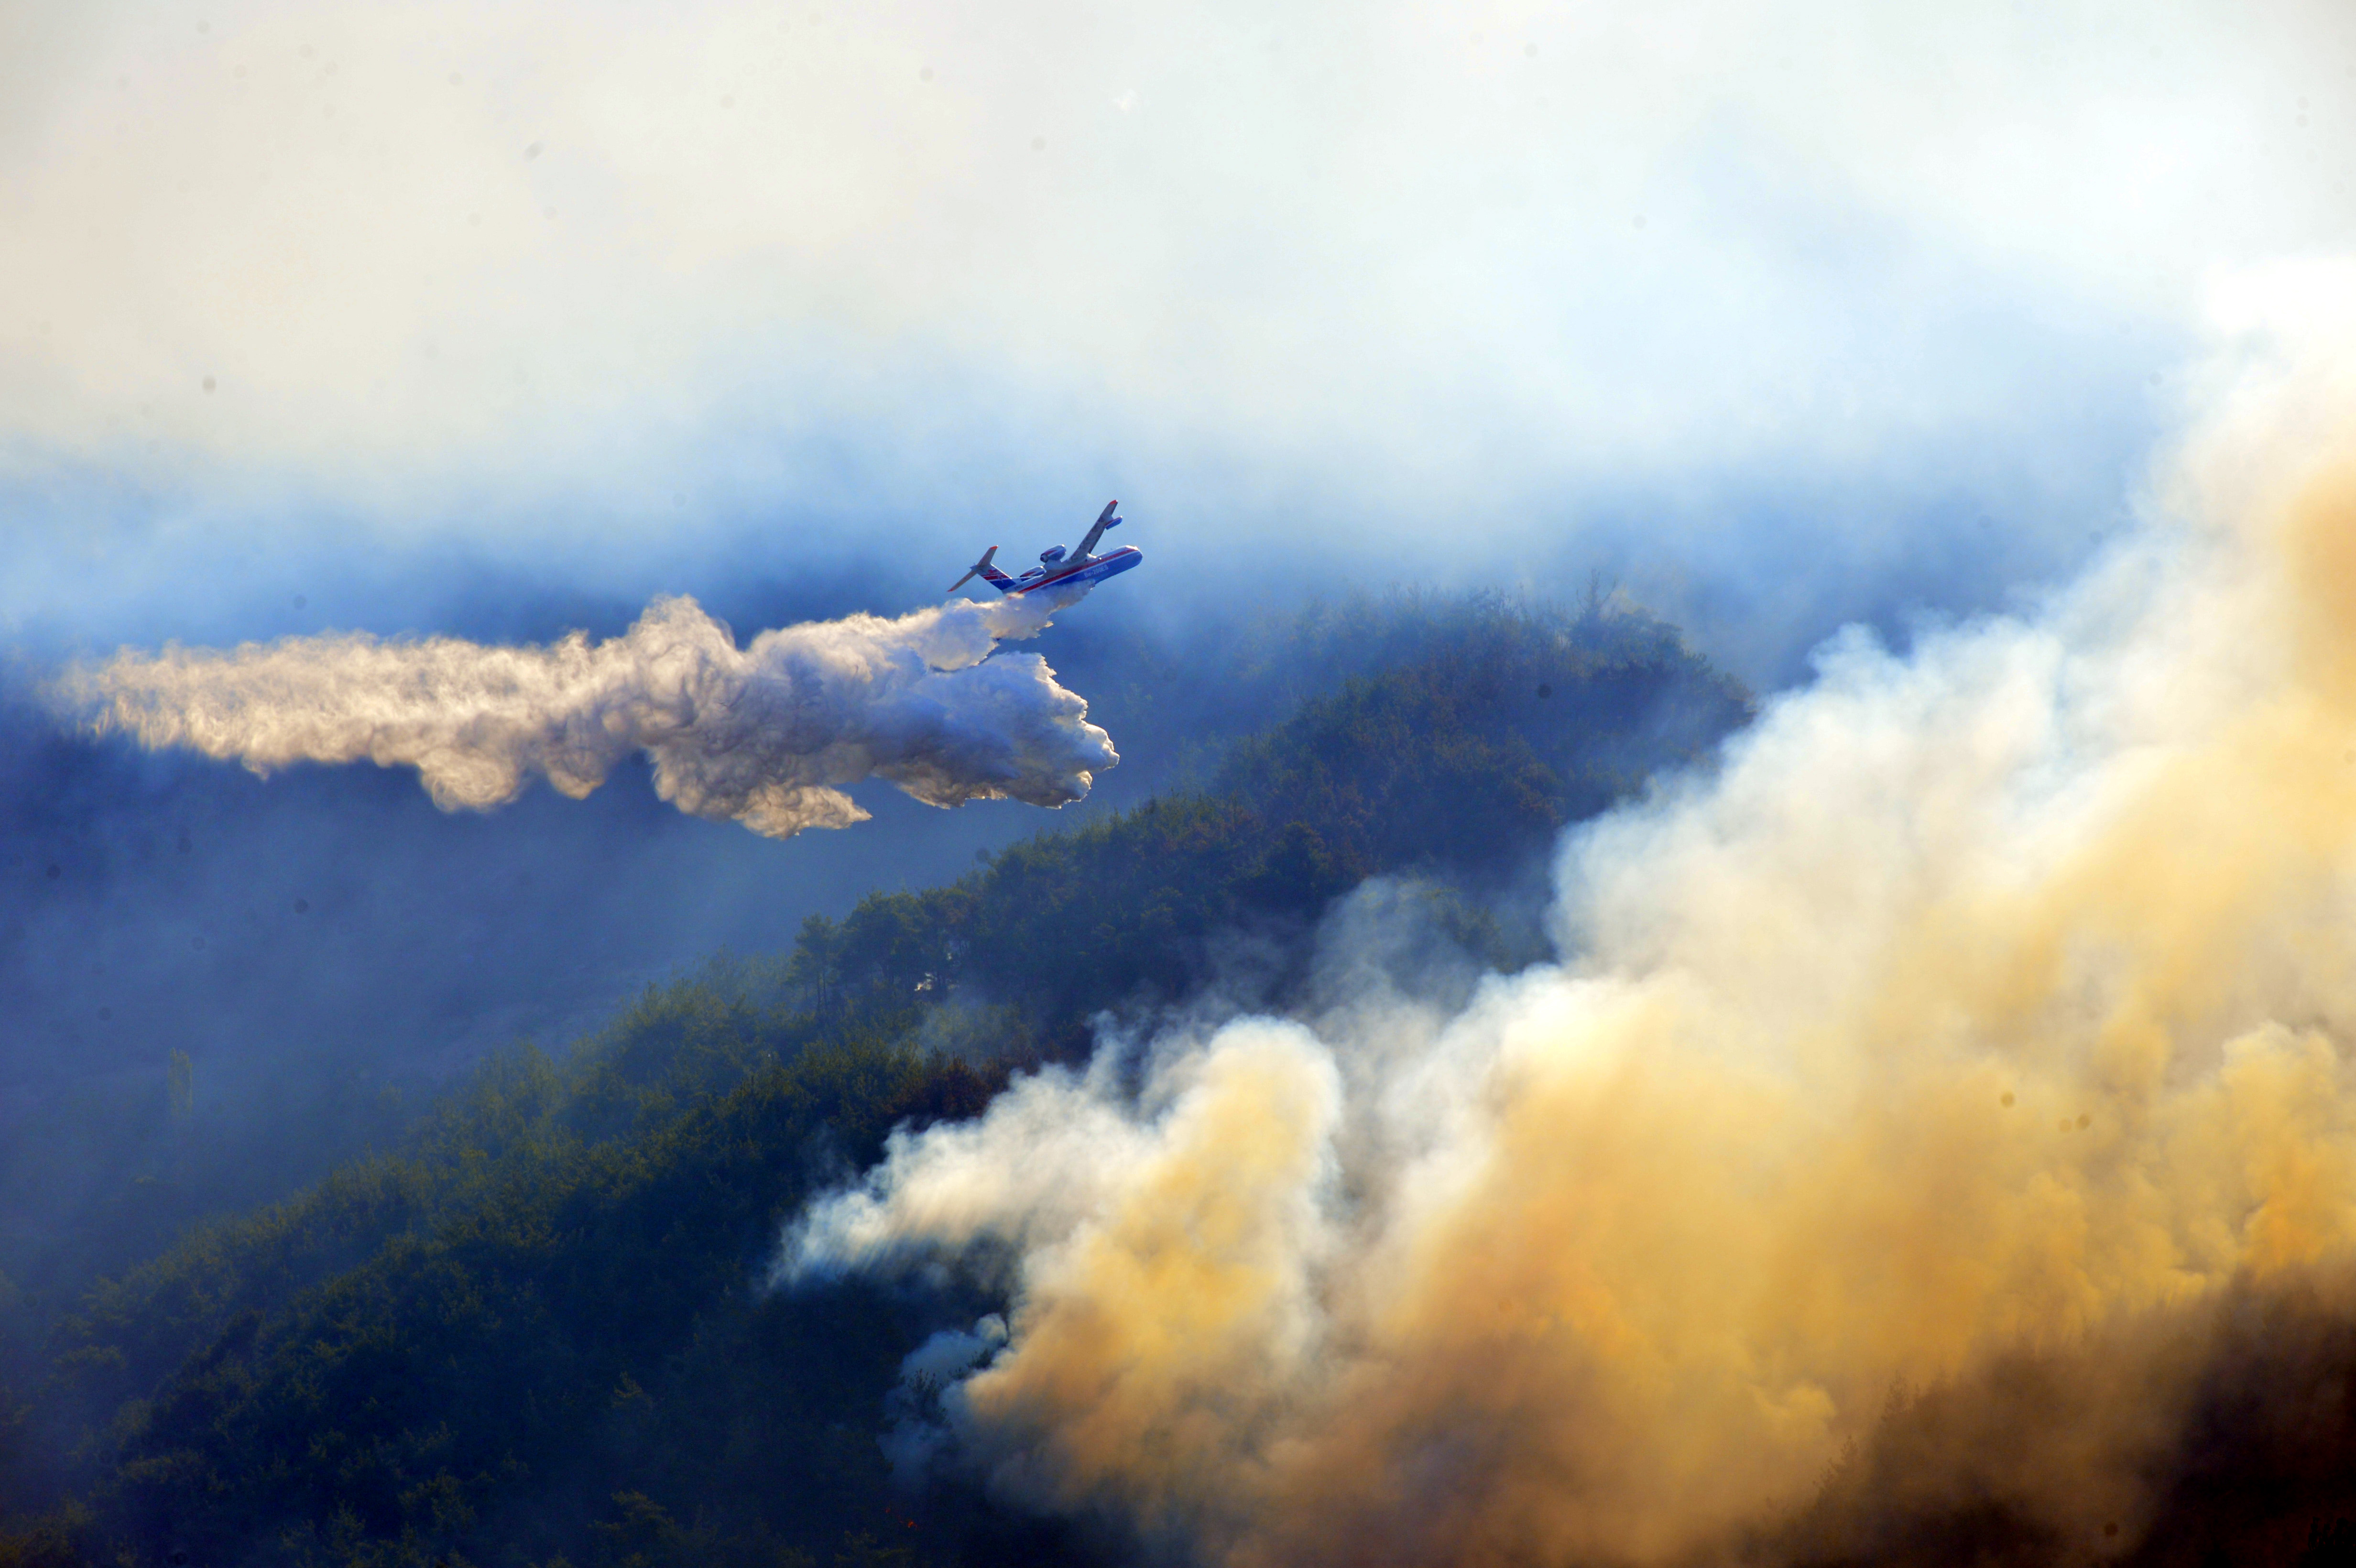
(787, 307, 2356, 1563)
(58, 592, 1113, 838)
(6, 0, 2312, 670)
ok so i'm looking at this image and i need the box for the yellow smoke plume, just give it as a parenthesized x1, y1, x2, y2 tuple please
(792, 305, 2356, 1564)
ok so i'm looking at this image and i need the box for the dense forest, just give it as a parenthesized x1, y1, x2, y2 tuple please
(0, 584, 1730, 1312)
(0, 592, 1753, 1568)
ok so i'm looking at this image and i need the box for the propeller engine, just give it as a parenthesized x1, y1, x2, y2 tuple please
(947, 545, 999, 595)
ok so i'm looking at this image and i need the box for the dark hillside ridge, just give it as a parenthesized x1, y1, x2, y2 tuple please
(0, 587, 1717, 1314)
(0, 594, 1748, 1568)
(792, 594, 1749, 1047)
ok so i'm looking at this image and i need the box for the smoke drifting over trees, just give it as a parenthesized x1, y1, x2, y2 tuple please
(14, 305, 2356, 1568)
(0, 589, 1748, 1568)
(9, 4, 2356, 1564)
(784, 334, 2356, 1563)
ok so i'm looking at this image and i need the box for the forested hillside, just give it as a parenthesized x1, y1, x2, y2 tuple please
(0, 586, 1731, 1317)
(0, 593, 1750, 1568)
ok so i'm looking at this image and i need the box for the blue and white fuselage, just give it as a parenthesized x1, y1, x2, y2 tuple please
(946, 501, 1143, 599)
(986, 544, 1142, 597)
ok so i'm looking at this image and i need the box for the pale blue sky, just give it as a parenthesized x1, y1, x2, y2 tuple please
(1, 0, 2350, 674)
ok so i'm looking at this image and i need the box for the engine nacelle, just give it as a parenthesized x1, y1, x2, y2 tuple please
(1101, 514, 1122, 528)
(1040, 545, 1068, 565)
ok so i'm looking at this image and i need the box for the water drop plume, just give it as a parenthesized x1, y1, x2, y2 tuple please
(59, 592, 1114, 837)
(789, 285, 2356, 1564)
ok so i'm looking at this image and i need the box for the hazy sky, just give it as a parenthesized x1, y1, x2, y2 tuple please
(2, 0, 2352, 664)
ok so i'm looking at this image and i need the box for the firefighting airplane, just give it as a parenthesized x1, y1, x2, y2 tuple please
(946, 501, 1142, 599)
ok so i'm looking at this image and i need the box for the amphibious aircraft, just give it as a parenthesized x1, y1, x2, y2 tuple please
(947, 501, 1142, 598)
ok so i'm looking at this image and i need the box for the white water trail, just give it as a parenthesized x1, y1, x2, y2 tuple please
(59, 592, 1114, 838)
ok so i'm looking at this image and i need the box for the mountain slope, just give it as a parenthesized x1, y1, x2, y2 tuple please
(0, 593, 1748, 1568)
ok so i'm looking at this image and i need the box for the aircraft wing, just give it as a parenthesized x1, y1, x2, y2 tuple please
(1074, 499, 1121, 559)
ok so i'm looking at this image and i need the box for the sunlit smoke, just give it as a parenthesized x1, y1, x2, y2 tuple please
(785, 301, 2356, 1563)
(58, 592, 1115, 838)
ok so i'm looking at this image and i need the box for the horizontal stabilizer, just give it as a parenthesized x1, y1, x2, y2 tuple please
(947, 544, 1000, 595)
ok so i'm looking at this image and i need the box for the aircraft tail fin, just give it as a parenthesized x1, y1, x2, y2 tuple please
(949, 544, 1008, 595)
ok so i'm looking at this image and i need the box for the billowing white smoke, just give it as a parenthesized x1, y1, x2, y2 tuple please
(785, 296, 2356, 1565)
(60, 592, 1114, 838)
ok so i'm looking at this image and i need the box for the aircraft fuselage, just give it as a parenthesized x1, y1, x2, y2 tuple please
(996, 544, 1143, 596)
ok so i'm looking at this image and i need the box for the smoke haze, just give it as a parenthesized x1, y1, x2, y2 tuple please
(787, 305, 2356, 1562)
(6, 3, 2355, 1555)
(1, 579, 1623, 1308)
(11, 0, 2326, 688)
(59, 591, 1113, 838)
